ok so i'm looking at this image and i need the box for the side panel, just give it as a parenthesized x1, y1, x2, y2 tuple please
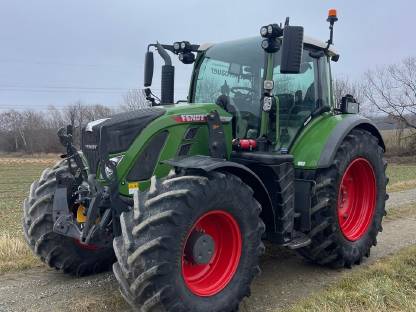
(290, 113, 385, 170)
(290, 113, 343, 169)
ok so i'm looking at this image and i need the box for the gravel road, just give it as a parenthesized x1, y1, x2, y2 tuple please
(1, 188, 416, 312)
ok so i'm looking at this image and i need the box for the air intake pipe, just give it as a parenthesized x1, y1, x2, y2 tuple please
(156, 42, 175, 104)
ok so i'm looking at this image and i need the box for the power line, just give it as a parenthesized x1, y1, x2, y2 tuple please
(0, 58, 144, 68)
(0, 84, 189, 91)
(0, 84, 141, 90)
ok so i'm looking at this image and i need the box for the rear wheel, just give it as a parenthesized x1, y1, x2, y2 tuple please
(22, 160, 115, 276)
(113, 171, 265, 312)
(298, 129, 388, 267)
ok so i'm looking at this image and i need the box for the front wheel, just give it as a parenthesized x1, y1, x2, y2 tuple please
(113, 171, 265, 312)
(22, 160, 115, 276)
(298, 129, 388, 267)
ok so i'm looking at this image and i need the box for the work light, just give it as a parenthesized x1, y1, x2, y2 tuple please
(260, 24, 283, 38)
(103, 155, 123, 178)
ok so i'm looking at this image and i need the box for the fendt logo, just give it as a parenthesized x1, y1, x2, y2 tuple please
(173, 114, 233, 123)
(84, 144, 98, 150)
(173, 114, 207, 123)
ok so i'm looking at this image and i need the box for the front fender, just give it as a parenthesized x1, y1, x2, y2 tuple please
(165, 155, 276, 233)
(290, 114, 385, 170)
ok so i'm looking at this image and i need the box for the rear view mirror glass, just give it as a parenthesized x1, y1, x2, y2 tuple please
(144, 51, 154, 87)
(280, 26, 304, 74)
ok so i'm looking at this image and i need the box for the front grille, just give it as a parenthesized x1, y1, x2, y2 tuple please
(81, 107, 166, 175)
(81, 128, 100, 174)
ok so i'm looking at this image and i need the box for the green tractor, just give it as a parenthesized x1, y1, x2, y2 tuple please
(23, 10, 387, 312)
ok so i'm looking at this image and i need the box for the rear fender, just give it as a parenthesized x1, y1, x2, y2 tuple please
(290, 114, 385, 169)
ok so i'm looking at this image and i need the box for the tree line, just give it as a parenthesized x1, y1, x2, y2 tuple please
(1, 57, 415, 154)
(0, 90, 149, 154)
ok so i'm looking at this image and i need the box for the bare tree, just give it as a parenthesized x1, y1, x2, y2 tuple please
(122, 89, 149, 111)
(46, 105, 65, 129)
(0, 103, 117, 154)
(364, 57, 416, 131)
(82, 104, 113, 121)
(0, 110, 26, 151)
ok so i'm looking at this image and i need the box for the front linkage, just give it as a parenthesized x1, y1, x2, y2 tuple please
(53, 125, 129, 248)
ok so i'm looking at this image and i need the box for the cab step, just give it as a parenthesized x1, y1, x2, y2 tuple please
(287, 232, 311, 250)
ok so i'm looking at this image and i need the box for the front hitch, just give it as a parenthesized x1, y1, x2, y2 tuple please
(52, 170, 113, 247)
(53, 124, 130, 246)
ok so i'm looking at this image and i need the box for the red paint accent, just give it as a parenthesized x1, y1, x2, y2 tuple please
(337, 158, 377, 241)
(239, 139, 257, 150)
(74, 239, 99, 251)
(182, 210, 242, 297)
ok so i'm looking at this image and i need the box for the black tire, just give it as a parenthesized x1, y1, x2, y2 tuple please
(298, 129, 388, 267)
(113, 171, 265, 312)
(22, 159, 115, 276)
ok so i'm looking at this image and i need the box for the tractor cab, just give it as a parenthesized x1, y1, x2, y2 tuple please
(190, 36, 337, 151)
(144, 18, 338, 155)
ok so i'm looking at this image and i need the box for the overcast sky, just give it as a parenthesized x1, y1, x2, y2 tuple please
(0, 0, 414, 111)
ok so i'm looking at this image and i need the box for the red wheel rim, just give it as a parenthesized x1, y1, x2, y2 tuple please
(182, 210, 242, 297)
(74, 239, 99, 251)
(337, 158, 377, 241)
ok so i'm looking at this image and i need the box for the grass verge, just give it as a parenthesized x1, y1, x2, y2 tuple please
(386, 203, 416, 221)
(0, 233, 40, 273)
(68, 293, 128, 312)
(287, 244, 416, 312)
(386, 164, 416, 192)
(0, 157, 55, 274)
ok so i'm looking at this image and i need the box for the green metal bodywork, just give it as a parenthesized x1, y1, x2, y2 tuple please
(108, 103, 357, 196)
(113, 103, 233, 196)
(290, 113, 349, 169)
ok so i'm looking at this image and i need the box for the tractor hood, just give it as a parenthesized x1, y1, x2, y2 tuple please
(81, 107, 165, 173)
(81, 102, 232, 180)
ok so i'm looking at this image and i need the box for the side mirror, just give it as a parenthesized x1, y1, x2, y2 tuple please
(341, 94, 359, 114)
(144, 51, 154, 87)
(280, 26, 304, 74)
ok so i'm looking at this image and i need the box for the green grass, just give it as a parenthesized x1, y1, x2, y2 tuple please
(386, 164, 416, 192)
(0, 158, 55, 273)
(287, 244, 416, 312)
(386, 203, 416, 221)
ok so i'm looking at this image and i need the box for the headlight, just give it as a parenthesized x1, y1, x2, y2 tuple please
(260, 26, 268, 37)
(103, 155, 123, 178)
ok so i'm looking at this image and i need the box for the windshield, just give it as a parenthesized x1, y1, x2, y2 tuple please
(192, 38, 264, 138)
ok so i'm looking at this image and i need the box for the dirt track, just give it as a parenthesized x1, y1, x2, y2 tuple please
(1, 188, 416, 312)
